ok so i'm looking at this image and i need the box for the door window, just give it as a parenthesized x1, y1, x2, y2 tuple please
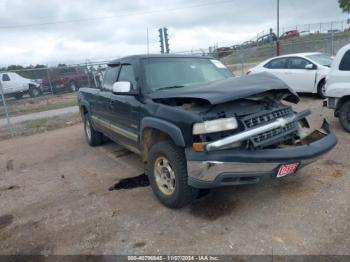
(265, 58, 287, 69)
(287, 57, 310, 69)
(102, 66, 120, 90)
(339, 50, 350, 71)
(118, 65, 137, 90)
(2, 74, 10, 81)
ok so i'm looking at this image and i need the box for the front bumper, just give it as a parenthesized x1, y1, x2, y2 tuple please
(186, 120, 337, 188)
(323, 97, 339, 109)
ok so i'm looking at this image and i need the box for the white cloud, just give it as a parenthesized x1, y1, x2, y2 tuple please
(0, 0, 347, 66)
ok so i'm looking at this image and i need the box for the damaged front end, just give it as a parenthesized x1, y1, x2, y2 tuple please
(151, 73, 337, 188)
(183, 93, 337, 188)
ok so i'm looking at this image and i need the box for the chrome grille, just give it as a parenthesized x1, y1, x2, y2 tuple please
(242, 107, 293, 129)
(240, 107, 298, 148)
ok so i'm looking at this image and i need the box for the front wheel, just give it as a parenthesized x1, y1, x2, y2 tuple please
(339, 100, 350, 133)
(317, 81, 326, 99)
(84, 114, 103, 146)
(147, 141, 198, 208)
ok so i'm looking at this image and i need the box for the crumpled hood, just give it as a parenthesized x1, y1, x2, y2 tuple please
(150, 72, 299, 105)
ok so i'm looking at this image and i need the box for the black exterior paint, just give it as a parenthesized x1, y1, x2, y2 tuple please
(78, 54, 337, 187)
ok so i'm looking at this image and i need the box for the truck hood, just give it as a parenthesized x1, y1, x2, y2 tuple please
(150, 72, 299, 105)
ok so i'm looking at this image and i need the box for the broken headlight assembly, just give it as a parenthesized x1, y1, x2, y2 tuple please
(192, 117, 238, 135)
(192, 117, 239, 152)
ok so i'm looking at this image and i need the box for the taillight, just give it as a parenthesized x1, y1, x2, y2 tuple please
(246, 70, 251, 75)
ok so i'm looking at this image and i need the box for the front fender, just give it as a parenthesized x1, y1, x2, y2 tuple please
(140, 117, 186, 147)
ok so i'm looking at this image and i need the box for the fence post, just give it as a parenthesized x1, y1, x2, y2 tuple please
(86, 65, 91, 88)
(0, 80, 14, 136)
(46, 66, 54, 95)
(331, 22, 334, 55)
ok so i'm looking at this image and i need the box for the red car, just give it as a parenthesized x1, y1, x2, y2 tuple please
(280, 30, 300, 40)
(42, 67, 90, 93)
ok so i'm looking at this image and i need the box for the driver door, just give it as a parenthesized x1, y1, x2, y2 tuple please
(109, 63, 141, 152)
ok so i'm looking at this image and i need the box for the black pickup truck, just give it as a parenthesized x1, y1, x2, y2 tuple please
(78, 54, 337, 208)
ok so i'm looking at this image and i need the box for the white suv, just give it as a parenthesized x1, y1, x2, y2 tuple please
(0, 72, 42, 99)
(325, 43, 350, 132)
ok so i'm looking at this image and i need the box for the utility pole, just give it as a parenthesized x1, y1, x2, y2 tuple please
(164, 27, 170, 53)
(147, 27, 150, 55)
(158, 28, 164, 54)
(276, 0, 280, 56)
(158, 27, 170, 54)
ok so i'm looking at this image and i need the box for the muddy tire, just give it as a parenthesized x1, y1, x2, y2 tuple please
(84, 114, 103, 146)
(29, 85, 42, 98)
(147, 141, 198, 208)
(339, 100, 350, 133)
(317, 80, 326, 99)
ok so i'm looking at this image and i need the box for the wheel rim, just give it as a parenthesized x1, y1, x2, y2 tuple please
(321, 84, 326, 97)
(154, 156, 176, 196)
(85, 118, 92, 141)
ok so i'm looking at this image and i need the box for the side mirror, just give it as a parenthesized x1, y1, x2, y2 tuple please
(112, 81, 131, 93)
(305, 64, 316, 70)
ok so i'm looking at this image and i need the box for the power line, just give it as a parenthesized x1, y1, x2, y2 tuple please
(0, 0, 233, 29)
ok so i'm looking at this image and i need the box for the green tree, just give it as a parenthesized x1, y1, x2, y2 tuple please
(339, 0, 350, 13)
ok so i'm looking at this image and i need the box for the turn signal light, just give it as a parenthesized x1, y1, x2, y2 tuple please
(193, 143, 206, 152)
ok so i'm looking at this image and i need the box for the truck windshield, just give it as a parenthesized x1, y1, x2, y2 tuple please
(142, 57, 234, 92)
(306, 53, 333, 67)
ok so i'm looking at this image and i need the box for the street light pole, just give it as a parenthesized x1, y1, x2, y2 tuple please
(276, 0, 280, 56)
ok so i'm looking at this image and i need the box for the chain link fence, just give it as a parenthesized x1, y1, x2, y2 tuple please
(0, 62, 108, 139)
(219, 31, 350, 76)
(1, 28, 350, 138)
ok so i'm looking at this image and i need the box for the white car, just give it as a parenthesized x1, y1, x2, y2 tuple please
(0, 72, 42, 99)
(247, 52, 333, 98)
(325, 43, 350, 132)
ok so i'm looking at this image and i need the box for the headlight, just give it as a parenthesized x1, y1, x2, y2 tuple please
(192, 117, 238, 135)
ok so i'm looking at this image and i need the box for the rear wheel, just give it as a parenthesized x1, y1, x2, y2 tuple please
(147, 141, 198, 208)
(339, 100, 350, 133)
(29, 85, 42, 97)
(84, 114, 103, 146)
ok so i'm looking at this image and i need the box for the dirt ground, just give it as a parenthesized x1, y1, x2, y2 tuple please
(0, 96, 349, 255)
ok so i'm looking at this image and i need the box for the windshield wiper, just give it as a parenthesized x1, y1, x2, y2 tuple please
(157, 85, 185, 91)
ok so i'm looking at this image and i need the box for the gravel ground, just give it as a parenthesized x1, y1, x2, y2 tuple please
(0, 96, 349, 255)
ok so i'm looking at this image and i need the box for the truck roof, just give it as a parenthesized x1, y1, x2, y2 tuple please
(108, 54, 213, 65)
